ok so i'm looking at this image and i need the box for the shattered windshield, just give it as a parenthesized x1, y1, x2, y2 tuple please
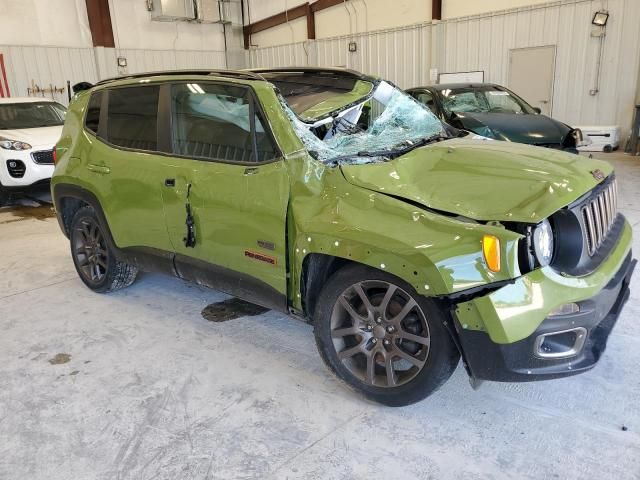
(282, 81, 446, 165)
(440, 86, 535, 116)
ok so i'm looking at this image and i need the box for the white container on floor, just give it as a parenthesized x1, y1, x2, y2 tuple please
(576, 126, 621, 152)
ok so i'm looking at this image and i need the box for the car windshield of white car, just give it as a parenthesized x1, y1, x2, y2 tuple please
(0, 102, 67, 129)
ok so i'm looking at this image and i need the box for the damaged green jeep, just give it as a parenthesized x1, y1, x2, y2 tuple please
(52, 68, 635, 406)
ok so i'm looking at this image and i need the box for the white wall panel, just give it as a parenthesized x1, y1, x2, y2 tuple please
(108, 0, 227, 52)
(0, 0, 92, 48)
(0, 45, 98, 105)
(114, 48, 226, 74)
(250, 42, 310, 68)
(251, 24, 432, 89)
(0, 45, 227, 106)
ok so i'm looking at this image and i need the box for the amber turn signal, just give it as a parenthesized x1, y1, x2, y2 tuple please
(482, 235, 501, 272)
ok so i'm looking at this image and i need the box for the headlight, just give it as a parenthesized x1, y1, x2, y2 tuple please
(0, 139, 32, 150)
(470, 125, 496, 139)
(532, 219, 555, 266)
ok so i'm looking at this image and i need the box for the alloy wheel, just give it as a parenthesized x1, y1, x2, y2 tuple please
(330, 280, 431, 388)
(72, 218, 109, 284)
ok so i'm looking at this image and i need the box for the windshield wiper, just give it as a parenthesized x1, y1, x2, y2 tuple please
(331, 132, 450, 164)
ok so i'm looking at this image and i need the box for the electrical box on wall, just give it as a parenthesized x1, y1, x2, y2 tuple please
(150, 0, 196, 21)
(196, 0, 221, 23)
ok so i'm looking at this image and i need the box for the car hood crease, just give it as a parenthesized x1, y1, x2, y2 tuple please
(339, 138, 612, 223)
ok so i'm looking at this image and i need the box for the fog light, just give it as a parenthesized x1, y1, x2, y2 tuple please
(6, 159, 26, 178)
(534, 327, 587, 359)
(548, 303, 580, 317)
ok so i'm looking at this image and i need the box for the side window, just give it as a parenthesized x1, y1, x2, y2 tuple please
(171, 82, 278, 163)
(85, 91, 102, 134)
(416, 91, 437, 114)
(107, 85, 160, 151)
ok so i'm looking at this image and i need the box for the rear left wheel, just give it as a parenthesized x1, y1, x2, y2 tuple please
(314, 264, 460, 406)
(70, 206, 138, 293)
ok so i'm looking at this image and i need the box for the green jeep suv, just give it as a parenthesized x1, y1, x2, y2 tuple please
(52, 68, 635, 406)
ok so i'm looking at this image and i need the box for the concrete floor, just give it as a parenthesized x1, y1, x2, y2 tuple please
(1, 152, 639, 480)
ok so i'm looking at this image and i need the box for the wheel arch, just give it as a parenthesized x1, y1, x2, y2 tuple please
(53, 183, 115, 248)
(298, 249, 444, 321)
(300, 253, 351, 320)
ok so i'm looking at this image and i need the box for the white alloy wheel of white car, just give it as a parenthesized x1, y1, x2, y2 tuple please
(0, 97, 66, 206)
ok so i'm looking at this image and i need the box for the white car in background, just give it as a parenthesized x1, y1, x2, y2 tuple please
(0, 97, 66, 206)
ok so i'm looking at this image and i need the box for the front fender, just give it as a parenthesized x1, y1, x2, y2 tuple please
(287, 156, 522, 310)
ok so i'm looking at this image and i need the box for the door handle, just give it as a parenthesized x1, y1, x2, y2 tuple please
(244, 167, 259, 176)
(165, 178, 176, 187)
(87, 163, 110, 174)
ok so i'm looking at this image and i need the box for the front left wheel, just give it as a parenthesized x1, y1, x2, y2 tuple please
(70, 206, 138, 293)
(313, 264, 460, 406)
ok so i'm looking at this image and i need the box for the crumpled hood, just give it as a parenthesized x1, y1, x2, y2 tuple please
(340, 138, 612, 222)
(457, 112, 570, 145)
(0, 126, 63, 148)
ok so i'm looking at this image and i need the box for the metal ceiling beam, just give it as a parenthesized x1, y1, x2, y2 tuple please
(243, 0, 353, 49)
(85, 0, 115, 48)
(432, 0, 442, 20)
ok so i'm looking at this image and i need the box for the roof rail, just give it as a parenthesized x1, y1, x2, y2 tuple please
(247, 67, 368, 80)
(94, 69, 265, 86)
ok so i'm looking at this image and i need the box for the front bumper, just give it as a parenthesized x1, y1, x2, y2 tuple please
(455, 252, 635, 381)
(0, 148, 55, 189)
(453, 214, 634, 382)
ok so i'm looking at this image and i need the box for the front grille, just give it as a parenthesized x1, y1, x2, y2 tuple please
(581, 178, 618, 256)
(31, 149, 54, 165)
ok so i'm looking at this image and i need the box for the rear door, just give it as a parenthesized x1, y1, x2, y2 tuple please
(85, 85, 173, 254)
(160, 81, 289, 310)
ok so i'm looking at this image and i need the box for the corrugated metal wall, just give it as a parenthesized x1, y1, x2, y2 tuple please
(249, 24, 433, 88)
(250, 42, 310, 68)
(0, 45, 98, 105)
(0, 45, 226, 106)
(249, 0, 640, 134)
(313, 24, 433, 88)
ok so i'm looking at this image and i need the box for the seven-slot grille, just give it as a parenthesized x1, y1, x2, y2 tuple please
(581, 179, 618, 256)
(31, 149, 55, 165)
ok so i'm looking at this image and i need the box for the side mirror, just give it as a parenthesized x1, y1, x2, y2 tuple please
(533, 107, 542, 114)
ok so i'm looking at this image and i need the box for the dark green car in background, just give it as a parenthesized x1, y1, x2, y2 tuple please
(407, 83, 586, 153)
(51, 68, 634, 406)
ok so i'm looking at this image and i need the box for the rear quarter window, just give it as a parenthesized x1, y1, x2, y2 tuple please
(85, 91, 102, 134)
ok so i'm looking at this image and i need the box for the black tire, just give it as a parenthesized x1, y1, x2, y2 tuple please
(70, 206, 138, 293)
(314, 264, 460, 406)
